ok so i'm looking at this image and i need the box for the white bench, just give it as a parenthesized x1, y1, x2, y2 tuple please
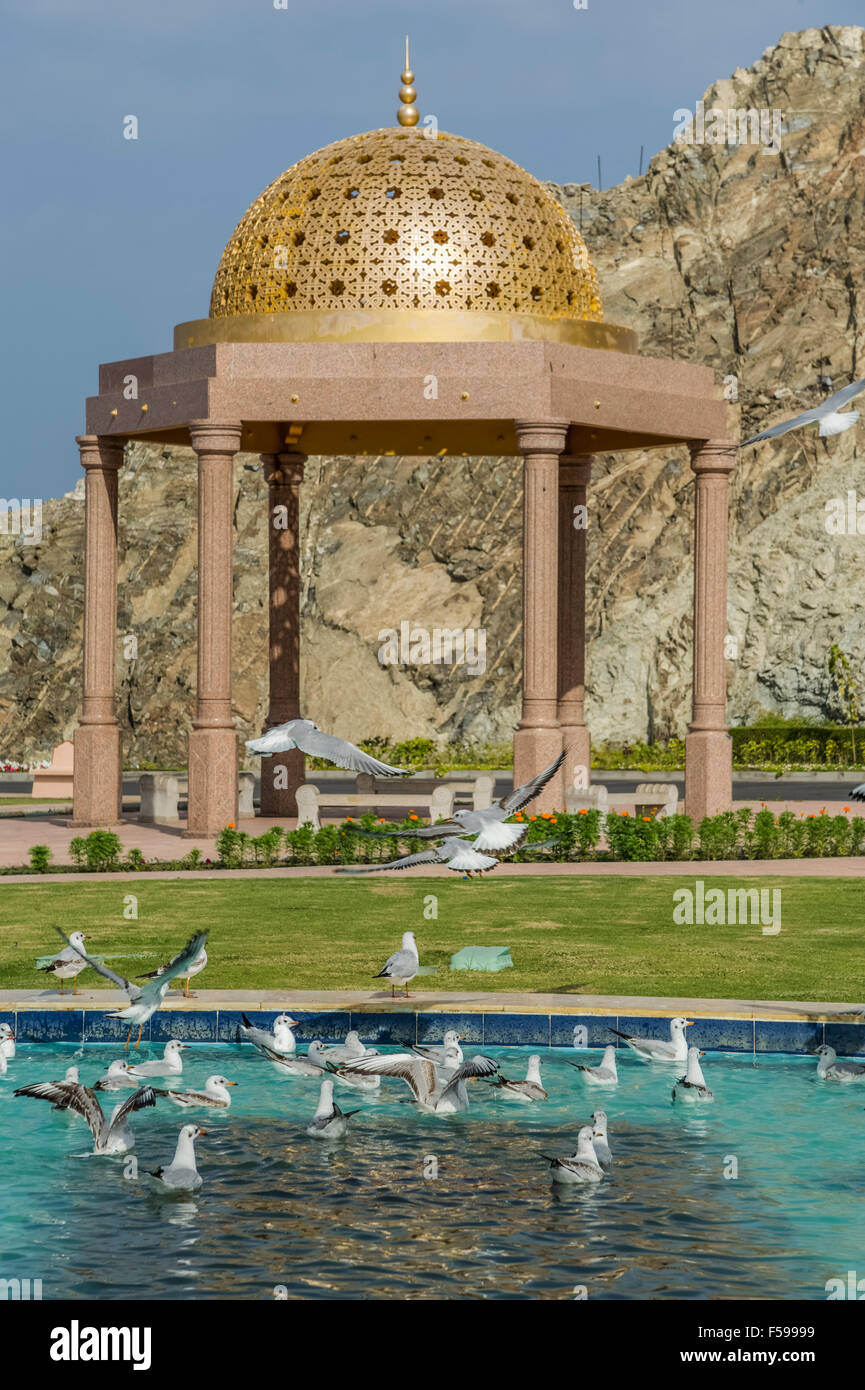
(568, 782, 679, 818)
(294, 772, 495, 830)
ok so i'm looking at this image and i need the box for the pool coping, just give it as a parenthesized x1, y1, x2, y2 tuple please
(2, 988, 863, 1054)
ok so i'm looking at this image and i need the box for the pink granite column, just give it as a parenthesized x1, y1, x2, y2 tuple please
(685, 440, 736, 821)
(258, 451, 305, 815)
(513, 420, 569, 812)
(186, 421, 243, 835)
(71, 435, 125, 826)
(558, 454, 592, 808)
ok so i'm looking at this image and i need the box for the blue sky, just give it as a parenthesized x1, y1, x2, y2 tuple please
(1, 0, 857, 499)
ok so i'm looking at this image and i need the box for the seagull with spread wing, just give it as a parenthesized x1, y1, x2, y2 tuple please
(53, 927, 208, 1049)
(741, 376, 865, 446)
(14, 1079, 157, 1154)
(245, 718, 405, 776)
(344, 752, 566, 857)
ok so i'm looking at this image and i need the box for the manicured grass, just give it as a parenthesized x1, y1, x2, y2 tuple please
(0, 876, 862, 1002)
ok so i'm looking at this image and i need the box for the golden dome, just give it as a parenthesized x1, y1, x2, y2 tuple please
(174, 54, 634, 352)
(208, 126, 602, 329)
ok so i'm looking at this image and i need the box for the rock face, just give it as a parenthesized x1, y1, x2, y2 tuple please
(1, 26, 864, 766)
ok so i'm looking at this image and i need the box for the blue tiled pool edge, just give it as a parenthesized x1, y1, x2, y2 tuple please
(1, 1007, 861, 1055)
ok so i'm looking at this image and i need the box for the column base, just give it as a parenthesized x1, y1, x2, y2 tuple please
(186, 727, 238, 836)
(513, 725, 564, 812)
(70, 723, 122, 827)
(258, 750, 305, 817)
(560, 722, 591, 811)
(685, 729, 732, 822)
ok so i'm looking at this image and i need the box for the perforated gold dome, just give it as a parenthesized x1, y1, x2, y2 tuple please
(209, 127, 602, 327)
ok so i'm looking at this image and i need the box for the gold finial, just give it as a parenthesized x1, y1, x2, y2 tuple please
(397, 35, 419, 126)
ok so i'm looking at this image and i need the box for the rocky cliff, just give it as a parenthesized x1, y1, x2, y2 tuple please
(1, 25, 864, 766)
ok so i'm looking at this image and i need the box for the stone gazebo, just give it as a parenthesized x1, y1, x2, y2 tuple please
(73, 57, 734, 835)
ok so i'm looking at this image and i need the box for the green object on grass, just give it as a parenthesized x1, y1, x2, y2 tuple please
(449, 946, 514, 972)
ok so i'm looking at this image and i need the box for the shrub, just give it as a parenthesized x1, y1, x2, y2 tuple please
(125, 848, 146, 871)
(79, 830, 122, 871)
(285, 822, 316, 865)
(251, 828, 283, 866)
(28, 844, 52, 873)
(68, 836, 87, 867)
(215, 826, 247, 868)
(179, 847, 203, 870)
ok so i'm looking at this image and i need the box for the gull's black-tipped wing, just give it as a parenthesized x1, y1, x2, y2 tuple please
(135, 933, 208, 1007)
(290, 726, 405, 777)
(500, 752, 566, 815)
(54, 927, 139, 999)
(15, 1080, 108, 1143)
(336, 849, 443, 874)
(741, 408, 822, 446)
(107, 1085, 158, 1133)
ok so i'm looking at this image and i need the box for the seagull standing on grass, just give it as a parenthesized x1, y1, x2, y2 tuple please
(52, 928, 207, 1049)
(373, 931, 419, 998)
(609, 1017, 693, 1064)
(306, 1078, 359, 1139)
(741, 376, 865, 446)
(543, 1125, 605, 1184)
(155, 1076, 237, 1110)
(237, 1013, 299, 1056)
(148, 1124, 206, 1192)
(340, 1051, 499, 1114)
(14, 1080, 156, 1154)
(0, 1023, 16, 1061)
(37, 931, 90, 994)
(138, 944, 207, 999)
(245, 718, 406, 776)
(672, 1047, 714, 1102)
(488, 1054, 547, 1102)
(570, 1045, 619, 1086)
(346, 753, 567, 857)
(812, 1044, 865, 1082)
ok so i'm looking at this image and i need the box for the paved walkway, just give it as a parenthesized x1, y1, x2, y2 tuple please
(2, 986, 862, 1021)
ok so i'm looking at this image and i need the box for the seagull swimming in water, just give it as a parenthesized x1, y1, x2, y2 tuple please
(590, 1110, 612, 1167)
(14, 1080, 156, 1154)
(305, 1078, 359, 1139)
(53, 928, 207, 1048)
(346, 753, 566, 857)
(237, 1012, 299, 1056)
(609, 1017, 693, 1064)
(125, 1039, 188, 1080)
(412, 1030, 464, 1066)
(570, 1044, 619, 1086)
(340, 1050, 499, 1114)
(812, 1044, 865, 1082)
(487, 1054, 547, 1103)
(0, 1023, 16, 1062)
(37, 930, 90, 994)
(373, 931, 419, 998)
(543, 1125, 605, 1184)
(672, 1047, 713, 1102)
(148, 1124, 206, 1192)
(741, 376, 865, 446)
(93, 1060, 139, 1092)
(245, 718, 405, 776)
(258, 1040, 330, 1077)
(154, 1075, 237, 1110)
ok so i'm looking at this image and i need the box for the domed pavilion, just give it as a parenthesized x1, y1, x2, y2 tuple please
(73, 48, 734, 834)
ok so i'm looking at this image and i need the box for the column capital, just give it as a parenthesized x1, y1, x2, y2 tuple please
(188, 420, 243, 455)
(559, 453, 593, 485)
(76, 435, 125, 470)
(689, 439, 736, 475)
(515, 419, 570, 455)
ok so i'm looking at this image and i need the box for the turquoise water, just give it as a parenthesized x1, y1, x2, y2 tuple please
(0, 1043, 862, 1300)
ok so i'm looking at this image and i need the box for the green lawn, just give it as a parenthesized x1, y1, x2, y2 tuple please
(0, 876, 861, 1002)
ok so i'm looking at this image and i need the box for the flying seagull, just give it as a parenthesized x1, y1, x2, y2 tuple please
(373, 930, 419, 998)
(54, 927, 208, 1049)
(138, 943, 207, 998)
(609, 1016, 693, 1064)
(245, 718, 405, 776)
(37, 930, 90, 994)
(339, 1050, 499, 1114)
(741, 376, 865, 446)
(338, 836, 500, 878)
(14, 1080, 157, 1154)
(346, 752, 566, 856)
